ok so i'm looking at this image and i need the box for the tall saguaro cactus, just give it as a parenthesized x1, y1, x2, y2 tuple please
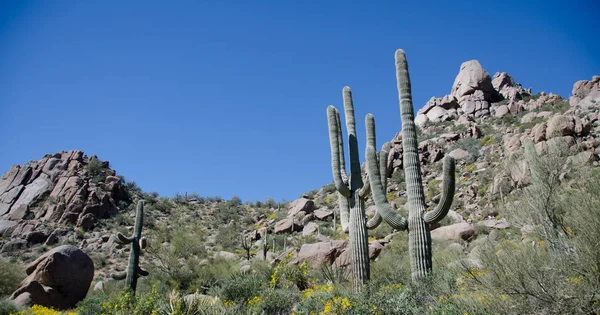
(390, 49, 456, 281)
(112, 200, 149, 294)
(327, 87, 371, 292)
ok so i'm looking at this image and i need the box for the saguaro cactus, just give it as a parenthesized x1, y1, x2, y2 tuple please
(262, 232, 270, 260)
(326, 86, 371, 292)
(383, 49, 456, 281)
(241, 233, 251, 260)
(112, 200, 149, 294)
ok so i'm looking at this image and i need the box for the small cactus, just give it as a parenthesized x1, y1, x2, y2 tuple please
(241, 233, 251, 260)
(262, 232, 270, 260)
(111, 200, 149, 294)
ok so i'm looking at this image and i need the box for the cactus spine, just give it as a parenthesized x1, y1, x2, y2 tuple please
(327, 86, 370, 292)
(393, 49, 456, 281)
(111, 200, 149, 294)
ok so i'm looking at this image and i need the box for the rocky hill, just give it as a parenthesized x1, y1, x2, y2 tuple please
(0, 152, 131, 254)
(1, 57, 599, 313)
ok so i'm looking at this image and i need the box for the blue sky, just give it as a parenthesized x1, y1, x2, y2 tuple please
(1, 1, 599, 203)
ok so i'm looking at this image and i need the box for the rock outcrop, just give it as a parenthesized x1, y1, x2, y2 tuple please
(415, 60, 533, 126)
(10, 245, 94, 310)
(570, 75, 600, 107)
(0, 151, 129, 254)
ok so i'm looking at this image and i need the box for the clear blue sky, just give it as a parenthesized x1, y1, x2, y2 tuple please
(1, 1, 599, 203)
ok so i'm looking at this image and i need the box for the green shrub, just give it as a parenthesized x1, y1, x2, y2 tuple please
(0, 258, 24, 296)
(322, 183, 336, 194)
(218, 272, 266, 304)
(450, 137, 482, 161)
(0, 299, 19, 315)
(253, 287, 299, 315)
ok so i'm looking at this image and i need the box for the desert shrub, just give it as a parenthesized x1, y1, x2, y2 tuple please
(145, 220, 208, 292)
(161, 290, 227, 315)
(370, 233, 411, 288)
(461, 142, 600, 314)
(97, 286, 161, 315)
(540, 99, 570, 113)
(212, 203, 242, 227)
(450, 137, 482, 161)
(0, 258, 24, 296)
(390, 169, 405, 188)
(0, 299, 19, 315)
(214, 223, 241, 252)
(218, 272, 266, 305)
(11, 305, 77, 315)
(76, 292, 112, 315)
(322, 182, 336, 194)
(228, 196, 242, 207)
(303, 189, 318, 199)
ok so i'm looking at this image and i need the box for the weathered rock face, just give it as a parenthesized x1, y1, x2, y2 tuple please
(492, 72, 531, 101)
(431, 222, 476, 241)
(570, 75, 600, 106)
(287, 197, 315, 217)
(288, 240, 347, 268)
(415, 95, 460, 126)
(451, 60, 495, 117)
(10, 245, 94, 310)
(0, 151, 129, 254)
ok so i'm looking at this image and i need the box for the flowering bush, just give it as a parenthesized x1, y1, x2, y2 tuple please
(11, 305, 77, 315)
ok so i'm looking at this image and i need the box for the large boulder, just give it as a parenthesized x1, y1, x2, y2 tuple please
(546, 114, 575, 138)
(451, 60, 494, 107)
(431, 222, 476, 241)
(288, 240, 347, 268)
(570, 75, 600, 106)
(492, 72, 529, 101)
(578, 90, 600, 109)
(10, 245, 94, 310)
(287, 198, 315, 217)
(274, 217, 302, 234)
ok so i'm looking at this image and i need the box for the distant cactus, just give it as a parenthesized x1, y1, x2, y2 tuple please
(262, 232, 270, 260)
(111, 200, 149, 294)
(241, 233, 251, 260)
(326, 87, 371, 292)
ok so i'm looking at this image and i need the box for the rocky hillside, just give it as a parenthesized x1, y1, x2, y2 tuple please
(0, 56, 599, 312)
(0, 152, 132, 255)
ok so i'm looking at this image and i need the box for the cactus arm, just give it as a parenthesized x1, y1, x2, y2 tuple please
(366, 212, 382, 229)
(342, 86, 364, 192)
(424, 156, 456, 224)
(134, 201, 144, 238)
(116, 233, 134, 244)
(358, 175, 371, 198)
(365, 114, 408, 230)
(335, 106, 348, 184)
(380, 142, 391, 188)
(327, 105, 351, 198)
(111, 272, 127, 280)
